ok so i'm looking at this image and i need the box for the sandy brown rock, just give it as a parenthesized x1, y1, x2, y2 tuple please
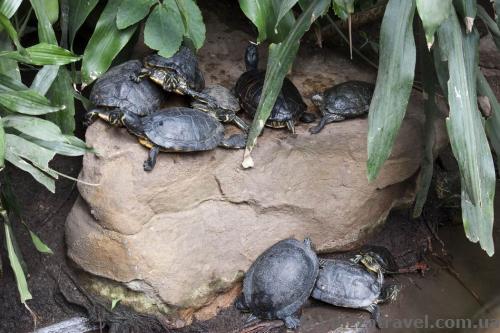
(66, 11, 448, 326)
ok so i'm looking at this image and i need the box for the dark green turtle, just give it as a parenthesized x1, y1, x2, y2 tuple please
(234, 44, 315, 134)
(309, 81, 374, 134)
(132, 46, 212, 104)
(236, 238, 319, 329)
(191, 85, 249, 132)
(95, 107, 246, 171)
(86, 60, 165, 124)
(312, 259, 398, 327)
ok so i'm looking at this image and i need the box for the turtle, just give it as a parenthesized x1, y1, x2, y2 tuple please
(85, 60, 165, 124)
(132, 46, 213, 105)
(351, 245, 400, 275)
(191, 85, 249, 132)
(309, 80, 375, 134)
(235, 238, 319, 329)
(93, 107, 246, 171)
(234, 44, 316, 134)
(311, 259, 399, 327)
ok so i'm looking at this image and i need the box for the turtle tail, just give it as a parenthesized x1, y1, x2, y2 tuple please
(245, 44, 259, 71)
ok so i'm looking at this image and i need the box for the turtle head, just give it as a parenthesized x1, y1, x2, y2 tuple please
(245, 43, 259, 71)
(311, 93, 324, 107)
(85, 108, 124, 127)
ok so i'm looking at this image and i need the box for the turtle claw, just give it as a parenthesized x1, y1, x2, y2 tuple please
(283, 315, 301, 329)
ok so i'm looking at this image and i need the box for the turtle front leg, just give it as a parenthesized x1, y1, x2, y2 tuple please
(232, 115, 250, 132)
(219, 133, 246, 149)
(130, 68, 151, 83)
(286, 120, 296, 134)
(282, 313, 301, 329)
(309, 113, 345, 134)
(143, 145, 160, 172)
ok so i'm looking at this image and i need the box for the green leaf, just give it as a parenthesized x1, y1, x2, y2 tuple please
(495, 0, 500, 29)
(243, 0, 330, 168)
(6, 133, 56, 168)
(175, 0, 206, 50)
(0, 31, 20, 80)
(4, 222, 32, 303)
(3, 115, 67, 142)
(477, 5, 500, 50)
(29, 230, 53, 254)
(437, 11, 495, 255)
(239, 0, 296, 43)
(0, 11, 22, 51)
(0, 0, 22, 18)
(6, 149, 56, 191)
(0, 73, 27, 92)
(275, 0, 298, 29)
(116, 0, 156, 29)
(144, 1, 184, 58)
(453, 0, 476, 32)
(416, 0, 452, 48)
(0, 43, 81, 65)
(81, 0, 137, 85)
(332, 0, 355, 21)
(30, 0, 58, 44)
(479, 72, 500, 171)
(432, 42, 449, 96)
(24, 134, 92, 157)
(111, 298, 121, 310)
(46, 67, 75, 134)
(45, 0, 59, 24)
(30, 65, 59, 95)
(366, 0, 416, 182)
(0, 117, 5, 168)
(0, 90, 63, 115)
(66, 0, 99, 49)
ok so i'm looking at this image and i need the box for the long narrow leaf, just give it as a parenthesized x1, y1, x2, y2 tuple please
(0, 73, 27, 91)
(30, 0, 58, 44)
(24, 135, 92, 157)
(46, 67, 75, 134)
(4, 221, 32, 303)
(477, 5, 500, 50)
(453, 0, 476, 32)
(30, 65, 59, 95)
(416, 0, 452, 48)
(0, 43, 80, 65)
(366, 0, 417, 181)
(275, 0, 298, 29)
(66, 0, 98, 49)
(6, 134, 56, 169)
(0, 12, 22, 50)
(5, 150, 56, 191)
(480, 72, 500, 170)
(242, 0, 330, 168)
(0, 0, 22, 18)
(3, 115, 67, 142)
(0, 31, 20, 80)
(81, 0, 137, 85)
(0, 90, 63, 115)
(438, 11, 495, 255)
(29, 231, 53, 254)
(0, 117, 4, 168)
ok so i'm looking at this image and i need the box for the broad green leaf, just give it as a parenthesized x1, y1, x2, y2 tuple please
(0, 90, 63, 115)
(453, 0, 476, 32)
(81, 0, 137, 85)
(175, 0, 206, 50)
(366, 0, 416, 181)
(30, 0, 58, 44)
(243, 0, 330, 167)
(0, 31, 20, 80)
(477, 5, 500, 50)
(0, 73, 27, 91)
(116, 0, 156, 29)
(29, 230, 53, 254)
(6, 134, 56, 169)
(45, 0, 59, 24)
(239, 0, 296, 43)
(275, 0, 298, 29)
(332, 0, 355, 21)
(0, 43, 80, 65)
(66, 0, 99, 49)
(4, 222, 32, 303)
(47, 67, 75, 134)
(144, 1, 184, 58)
(480, 72, 500, 171)
(5, 149, 56, 191)
(0, 0, 22, 18)
(3, 115, 67, 142)
(0, 12, 22, 50)
(30, 65, 59, 95)
(416, 0, 452, 48)
(438, 11, 495, 255)
(25, 135, 92, 156)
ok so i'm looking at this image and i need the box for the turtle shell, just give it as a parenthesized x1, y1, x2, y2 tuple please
(142, 107, 224, 151)
(202, 85, 240, 112)
(90, 60, 164, 116)
(321, 81, 374, 117)
(144, 46, 205, 91)
(234, 70, 306, 125)
(312, 259, 381, 309)
(242, 238, 319, 321)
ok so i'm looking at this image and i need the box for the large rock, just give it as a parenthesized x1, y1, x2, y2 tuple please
(66, 11, 447, 327)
